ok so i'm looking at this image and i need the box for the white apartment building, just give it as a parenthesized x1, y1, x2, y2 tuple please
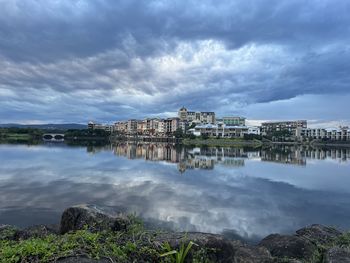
(248, 126, 261, 135)
(190, 123, 249, 138)
(297, 127, 350, 141)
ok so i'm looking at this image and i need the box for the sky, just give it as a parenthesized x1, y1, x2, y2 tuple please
(0, 0, 349, 127)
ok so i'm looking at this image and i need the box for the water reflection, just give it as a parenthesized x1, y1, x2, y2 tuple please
(0, 143, 350, 243)
(87, 143, 350, 172)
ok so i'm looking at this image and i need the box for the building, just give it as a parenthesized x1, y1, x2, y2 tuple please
(190, 123, 249, 138)
(127, 119, 138, 134)
(87, 121, 114, 132)
(247, 126, 261, 135)
(179, 120, 189, 133)
(222, 117, 246, 126)
(178, 107, 215, 124)
(114, 121, 128, 133)
(171, 118, 180, 132)
(157, 119, 165, 134)
(296, 126, 350, 141)
(261, 120, 307, 136)
(163, 118, 180, 134)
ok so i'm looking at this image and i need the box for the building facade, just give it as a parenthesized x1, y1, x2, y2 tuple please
(127, 119, 138, 134)
(261, 120, 307, 136)
(88, 121, 114, 132)
(190, 123, 249, 138)
(178, 107, 215, 124)
(222, 117, 246, 126)
(296, 127, 350, 141)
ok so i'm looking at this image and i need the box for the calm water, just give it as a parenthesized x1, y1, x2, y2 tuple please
(0, 142, 350, 242)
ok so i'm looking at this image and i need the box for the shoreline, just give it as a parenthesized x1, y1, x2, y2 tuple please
(1, 204, 350, 262)
(2, 133, 350, 148)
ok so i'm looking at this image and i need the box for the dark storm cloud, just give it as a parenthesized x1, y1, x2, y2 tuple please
(0, 0, 350, 123)
(1, 0, 349, 62)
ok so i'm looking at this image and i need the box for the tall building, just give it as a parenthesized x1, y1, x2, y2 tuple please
(261, 120, 307, 136)
(177, 107, 215, 124)
(178, 107, 188, 121)
(127, 119, 138, 134)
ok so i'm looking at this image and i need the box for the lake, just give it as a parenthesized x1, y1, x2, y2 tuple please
(0, 142, 350, 243)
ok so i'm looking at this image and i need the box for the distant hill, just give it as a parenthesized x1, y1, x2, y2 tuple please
(0, 123, 87, 130)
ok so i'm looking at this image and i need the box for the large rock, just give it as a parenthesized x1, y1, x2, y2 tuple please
(296, 224, 343, 245)
(153, 232, 242, 262)
(324, 246, 350, 263)
(15, 224, 59, 240)
(259, 234, 319, 261)
(60, 204, 130, 234)
(233, 246, 272, 263)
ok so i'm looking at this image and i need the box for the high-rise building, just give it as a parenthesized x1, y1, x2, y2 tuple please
(127, 119, 138, 134)
(261, 120, 307, 136)
(177, 107, 215, 124)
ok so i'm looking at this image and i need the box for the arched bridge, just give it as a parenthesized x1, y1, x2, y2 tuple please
(42, 134, 65, 142)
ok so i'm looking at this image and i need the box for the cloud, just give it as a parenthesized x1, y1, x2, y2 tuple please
(0, 0, 349, 123)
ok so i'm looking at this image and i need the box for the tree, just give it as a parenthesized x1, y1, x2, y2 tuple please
(201, 134, 209, 140)
(188, 123, 196, 129)
(173, 128, 184, 138)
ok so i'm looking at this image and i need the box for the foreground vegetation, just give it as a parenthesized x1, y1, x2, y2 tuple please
(0, 218, 212, 263)
(2, 205, 350, 263)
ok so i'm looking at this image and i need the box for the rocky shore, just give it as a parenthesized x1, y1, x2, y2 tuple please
(1, 205, 350, 262)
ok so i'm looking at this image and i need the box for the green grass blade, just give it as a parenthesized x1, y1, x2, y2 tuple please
(160, 250, 177, 257)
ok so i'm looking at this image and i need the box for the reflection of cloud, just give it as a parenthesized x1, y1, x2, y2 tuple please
(1, 144, 350, 242)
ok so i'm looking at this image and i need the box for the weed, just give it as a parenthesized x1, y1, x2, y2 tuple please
(160, 241, 198, 263)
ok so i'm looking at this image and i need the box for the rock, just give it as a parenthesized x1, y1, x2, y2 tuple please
(296, 224, 343, 245)
(0, 224, 18, 240)
(233, 245, 272, 263)
(259, 234, 319, 261)
(324, 246, 350, 263)
(55, 256, 111, 263)
(153, 232, 242, 262)
(15, 224, 59, 240)
(60, 204, 130, 234)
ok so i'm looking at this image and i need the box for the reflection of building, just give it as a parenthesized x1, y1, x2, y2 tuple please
(89, 143, 350, 173)
(260, 148, 306, 166)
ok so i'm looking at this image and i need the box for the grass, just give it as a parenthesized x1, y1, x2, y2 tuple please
(0, 216, 201, 263)
(160, 241, 198, 263)
(0, 218, 159, 263)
